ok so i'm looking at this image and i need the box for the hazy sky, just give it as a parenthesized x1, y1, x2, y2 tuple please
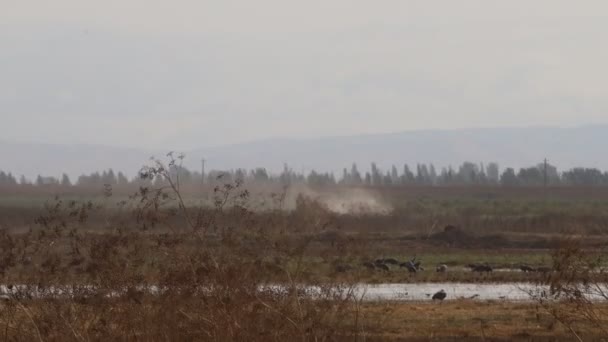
(2, 1, 608, 149)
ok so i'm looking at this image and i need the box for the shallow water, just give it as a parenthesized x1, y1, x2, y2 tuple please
(354, 283, 537, 301)
(1, 282, 604, 302)
(260, 282, 547, 301)
(266, 282, 608, 302)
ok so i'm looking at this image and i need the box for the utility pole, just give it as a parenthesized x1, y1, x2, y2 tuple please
(543, 158, 548, 188)
(201, 158, 206, 186)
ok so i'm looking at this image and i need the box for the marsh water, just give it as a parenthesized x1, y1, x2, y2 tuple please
(2, 282, 604, 302)
(266, 282, 608, 302)
(353, 283, 538, 301)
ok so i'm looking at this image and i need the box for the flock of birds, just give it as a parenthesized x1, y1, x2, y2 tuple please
(361, 257, 426, 273)
(335, 257, 555, 302)
(355, 257, 552, 276)
(358, 257, 497, 274)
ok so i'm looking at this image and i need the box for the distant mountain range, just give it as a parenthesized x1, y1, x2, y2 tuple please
(2, 125, 608, 179)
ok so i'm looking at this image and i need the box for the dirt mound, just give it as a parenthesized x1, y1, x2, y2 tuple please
(429, 225, 475, 246)
(477, 234, 511, 248)
(428, 225, 552, 249)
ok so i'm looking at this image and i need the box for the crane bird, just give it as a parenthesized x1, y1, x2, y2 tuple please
(362, 262, 376, 270)
(376, 263, 390, 272)
(432, 289, 447, 301)
(400, 257, 423, 273)
(520, 264, 535, 273)
(471, 264, 493, 273)
(383, 258, 400, 265)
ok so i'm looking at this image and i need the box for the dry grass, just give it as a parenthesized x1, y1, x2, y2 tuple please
(0, 157, 380, 341)
(3, 299, 606, 341)
(360, 300, 608, 341)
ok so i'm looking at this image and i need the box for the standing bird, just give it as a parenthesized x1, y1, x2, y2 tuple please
(376, 263, 390, 272)
(400, 261, 418, 273)
(536, 266, 552, 274)
(520, 264, 535, 273)
(400, 257, 423, 273)
(471, 264, 493, 273)
(383, 258, 400, 265)
(362, 262, 376, 270)
(335, 264, 353, 273)
(432, 289, 447, 301)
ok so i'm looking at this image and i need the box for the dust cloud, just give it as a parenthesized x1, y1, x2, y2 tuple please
(283, 184, 392, 215)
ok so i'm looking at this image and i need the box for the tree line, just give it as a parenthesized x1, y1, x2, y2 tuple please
(2, 161, 608, 188)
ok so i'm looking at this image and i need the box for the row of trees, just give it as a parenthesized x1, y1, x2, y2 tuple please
(0, 170, 131, 187)
(3, 161, 608, 188)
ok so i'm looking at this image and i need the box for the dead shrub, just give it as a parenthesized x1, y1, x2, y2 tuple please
(0, 154, 380, 341)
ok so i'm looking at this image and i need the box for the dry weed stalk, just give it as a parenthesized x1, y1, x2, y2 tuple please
(529, 239, 608, 339)
(0, 154, 376, 341)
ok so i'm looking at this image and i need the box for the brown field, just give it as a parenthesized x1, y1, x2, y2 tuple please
(361, 300, 608, 341)
(0, 178, 607, 340)
(2, 299, 606, 341)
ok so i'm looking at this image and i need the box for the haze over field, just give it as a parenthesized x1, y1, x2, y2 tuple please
(4, 2, 608, 340)
(2, 1, 608, 154)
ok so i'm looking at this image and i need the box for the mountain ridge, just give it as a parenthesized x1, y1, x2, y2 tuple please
(2, 125, 607, 179)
